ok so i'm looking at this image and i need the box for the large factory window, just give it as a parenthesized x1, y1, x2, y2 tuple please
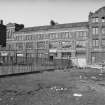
(61, 52, 71, 58)
(92, 40, 99, 47)
(37, 41, 45, 49)
(61, 41, 72, 48)
(92, 17, 99, 23)
(49, 41, 60, 49)
(76, 31, 87, 40)
(102, 40, 105, 47)
(16, 43, 24, 50)
(92, 27, 98, 35)
(26, 42, 33, 49)
(102, 28, 105, 34)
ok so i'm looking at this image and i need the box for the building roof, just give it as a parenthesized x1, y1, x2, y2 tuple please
(6, 23, 15, 27)
(16, 21, 88, 33)
(95, 6, 105, 14)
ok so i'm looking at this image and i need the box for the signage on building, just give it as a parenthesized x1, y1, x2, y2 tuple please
(49, 49, 57, 53)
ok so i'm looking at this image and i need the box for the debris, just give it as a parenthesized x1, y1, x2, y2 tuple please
(73, 93, 83, 97)
(50, 86, 67, 91)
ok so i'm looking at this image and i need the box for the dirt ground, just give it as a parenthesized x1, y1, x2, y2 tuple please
(0, 68, 105, 105)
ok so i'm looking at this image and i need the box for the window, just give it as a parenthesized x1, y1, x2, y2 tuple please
(26, 35, 33, 40)
(102, 28, 105, 34)
(37, 34, 44, 40)
(61, 32, 65, 39)
(37, 41, 45, 49)
(92, 17, 99, 23)
(102, 17, 105, 22)
(92, 28, 98, 35)
(64, 32, 69, 38)
(7, 30, 13, 39)
(50, 33, 55, 39)
(49, 41, 59, 49)
(26, 42, 33, 49)
(61, 41, 72, 48)
(68, 32, 72, 38)
(102, 40, 105, 47)
(76, 41, 86, 48)
(76, 31, 87, 40)
(92, 40, 99, 47)
(62, 52, 71, 58)
(16, 43, 24, 50)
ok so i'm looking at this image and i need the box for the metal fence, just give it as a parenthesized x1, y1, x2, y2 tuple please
(0, 50, 73, 75)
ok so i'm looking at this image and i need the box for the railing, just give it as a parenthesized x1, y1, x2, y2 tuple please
(0, 50, 73, 75)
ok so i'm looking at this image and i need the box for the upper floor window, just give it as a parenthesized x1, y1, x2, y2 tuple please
(92, 39, 99, 47)
(92, 17, 99, 23)
(102, 17, 105, 22)
(92, 27, 98, 35)
(61, 41, 72, 48)
(102, 28, 105, 34)
(16, 43, 24, 50)
(26, 42, 33, 49)
(102, 39, 105, 47)
(76, 31, 87, 40)
(49, 41, 60, 49)
(37, 41, 45, 49)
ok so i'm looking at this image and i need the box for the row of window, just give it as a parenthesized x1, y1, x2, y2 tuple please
(16, 41, 48, 50)
(75, 31, 87, 40)
(92, 39, 105, 47)
(12, 31, 73, 41)
(16, 42, 34, 50)
(92, 27, 105, 35)
(49, 41, 73, 49)
(91, 17, 105, 23)
(8, 39, 88, 50)
(10, 31, 87, 41)
(7, 30, 14, 39)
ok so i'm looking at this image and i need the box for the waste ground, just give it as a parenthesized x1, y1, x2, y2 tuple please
(0, 68, 105, 105)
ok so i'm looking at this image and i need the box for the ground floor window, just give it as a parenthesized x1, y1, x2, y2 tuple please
(61, 52, 71, 58)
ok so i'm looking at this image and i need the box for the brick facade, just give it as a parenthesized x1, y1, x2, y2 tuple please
(5, 6, 105, 66)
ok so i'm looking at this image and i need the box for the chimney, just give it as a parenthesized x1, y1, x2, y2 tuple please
(0, 20, 3, 25)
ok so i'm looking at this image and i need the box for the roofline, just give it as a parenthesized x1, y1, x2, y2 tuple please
(15, 21, 88, 33)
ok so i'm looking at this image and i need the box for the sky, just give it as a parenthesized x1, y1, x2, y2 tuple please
(0, 0, 105, 27)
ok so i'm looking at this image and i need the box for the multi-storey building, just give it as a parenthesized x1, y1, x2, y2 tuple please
(6, 22, 88, 67)
(5, 6, 105, 67)
(88, 6, 105, 65)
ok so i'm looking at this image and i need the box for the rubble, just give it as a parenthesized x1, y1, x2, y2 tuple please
(73, 93, 83, 97)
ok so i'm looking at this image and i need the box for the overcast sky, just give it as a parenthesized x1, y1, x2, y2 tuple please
(0, 0, 105, 27)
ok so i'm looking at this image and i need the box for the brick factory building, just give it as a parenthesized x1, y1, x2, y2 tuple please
(4, 6, 105, 67)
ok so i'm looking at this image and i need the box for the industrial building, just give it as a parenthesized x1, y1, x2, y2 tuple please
(3, 6, 105, 67)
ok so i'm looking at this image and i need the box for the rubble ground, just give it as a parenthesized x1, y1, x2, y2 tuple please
(0, 68, 105, 105)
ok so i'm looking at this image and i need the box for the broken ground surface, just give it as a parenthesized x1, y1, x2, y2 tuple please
(0, 68, 105, 105)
